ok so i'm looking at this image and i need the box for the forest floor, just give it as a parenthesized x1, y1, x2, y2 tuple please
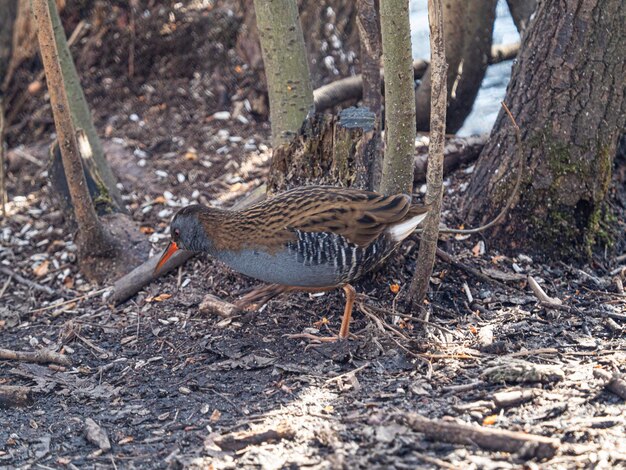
(1, 2, 625, 469)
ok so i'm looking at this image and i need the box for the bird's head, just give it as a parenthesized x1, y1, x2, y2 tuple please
(154, 205, 214, 273)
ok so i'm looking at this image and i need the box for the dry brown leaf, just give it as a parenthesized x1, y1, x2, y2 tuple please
(63, 276, 74, 289)
(152, 293, 172, 302)
(140, 226, 155, 234)
(153, 196, 166, 204)
(313, 317, 329, 328)
(472, 241, 485, 257)
(210, 409, 221, 422)
(118, 436, 134, 445)
(390, 283, 401, 294)
(483, 415, 497, 426)
(33, 260, 50, 277)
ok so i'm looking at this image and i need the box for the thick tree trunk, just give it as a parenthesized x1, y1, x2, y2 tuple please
(253, 0, 314, 149)
(463, 0, 625, 258)
(379, 0, 416, 196)
(416, 0, 497, 134)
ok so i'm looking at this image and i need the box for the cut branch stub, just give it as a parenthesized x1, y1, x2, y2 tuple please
(268, 107, 377, 193)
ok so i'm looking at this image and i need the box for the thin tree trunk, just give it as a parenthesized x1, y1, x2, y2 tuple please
(356, 0, 382, 190)
(46, 0, 125, 211)
(32, 0, 116, 259)
(379, 0, 416, 196)
(253, 0, 314, 150)
(463, 0, 625, 258)
(407, 0, 447, 308)
(506, 0, 537, 34)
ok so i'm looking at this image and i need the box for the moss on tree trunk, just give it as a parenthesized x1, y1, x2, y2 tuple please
(463, 0, 625, 259)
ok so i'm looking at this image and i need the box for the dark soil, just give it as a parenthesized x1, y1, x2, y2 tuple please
(1, 3, 625, 469)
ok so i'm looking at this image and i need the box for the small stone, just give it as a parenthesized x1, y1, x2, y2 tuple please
(212, 111, 231, 120)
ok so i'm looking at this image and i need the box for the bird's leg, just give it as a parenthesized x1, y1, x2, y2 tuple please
(338, 284, 356, 339)
(287, 284, 356, 343)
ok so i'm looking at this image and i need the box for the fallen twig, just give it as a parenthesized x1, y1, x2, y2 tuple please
(528, 275, 562, 305)
(199, 294, 239, 318)
(325, 362, 370, 384)
(212, 422, 295, 452)
(482, 360, 564, 384)
(414, 134, 487, 183)
(0, 347, 71, 366)
(398, 413, 559, 459)
(108, 249, 194, 305)
(29, 287, 109, 314)
(435, 248, 513, 289)
(493, 389, 539, 408)
(593, 368, 626, 400)
(314, 43, 519, 111)
(0, 385, 34, 408)
(0, 266, 56, 295)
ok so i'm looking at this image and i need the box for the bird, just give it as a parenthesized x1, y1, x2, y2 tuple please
(155, 186, 429, 341)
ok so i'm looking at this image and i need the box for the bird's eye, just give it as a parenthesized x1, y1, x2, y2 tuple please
(173, 228, 180, 238)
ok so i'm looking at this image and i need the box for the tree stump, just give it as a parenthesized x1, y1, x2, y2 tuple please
(268, 106, 378, 193)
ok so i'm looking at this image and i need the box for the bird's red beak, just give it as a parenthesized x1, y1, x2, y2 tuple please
(154, 241, 178, 274)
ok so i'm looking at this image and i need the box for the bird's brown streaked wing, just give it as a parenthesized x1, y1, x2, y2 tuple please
(243, 186, 416, 247)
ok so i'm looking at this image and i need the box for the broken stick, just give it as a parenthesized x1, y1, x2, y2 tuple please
(213, 422, 295, 452)
(0, 347, 71, 366)
(399, 413, 559, 460)
(199, 294, 239, 318)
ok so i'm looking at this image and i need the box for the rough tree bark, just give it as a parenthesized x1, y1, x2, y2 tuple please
(463, 0, 625, 258)
(408, 0, 447, 308)
(356, 0, 382, 190)
(268, 107, 377, 192)
(253, 0, 314, 149)
(506, 0, 537, 34)
(416, 0, 497, 134)
(379, 0, 416, 196)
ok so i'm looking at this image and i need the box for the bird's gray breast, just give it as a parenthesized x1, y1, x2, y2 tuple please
(212, 240, 340, 287)
(213, 231, 397, 287)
